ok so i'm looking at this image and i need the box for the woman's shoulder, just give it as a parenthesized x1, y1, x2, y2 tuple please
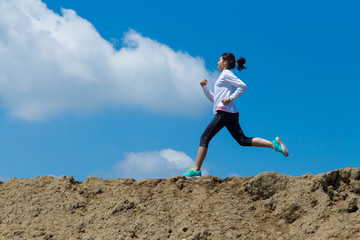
(221, 69, 238, 78)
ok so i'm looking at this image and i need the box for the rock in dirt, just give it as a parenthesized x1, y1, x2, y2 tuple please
(1, 167, 360, 239)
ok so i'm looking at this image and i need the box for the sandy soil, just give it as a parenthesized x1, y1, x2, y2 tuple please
(1, 167, 360, 239)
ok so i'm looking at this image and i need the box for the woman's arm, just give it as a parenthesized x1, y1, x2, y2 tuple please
(225, 72, 247, 101)
(200, 79, 214, 103)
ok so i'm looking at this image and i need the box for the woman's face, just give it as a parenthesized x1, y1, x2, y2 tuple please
(217, 56, 227, 71)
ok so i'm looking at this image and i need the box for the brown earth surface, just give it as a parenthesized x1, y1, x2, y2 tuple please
(1, 167, 360, 240)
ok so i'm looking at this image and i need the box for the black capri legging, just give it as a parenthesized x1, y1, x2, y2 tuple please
(200, 111, 253, 148)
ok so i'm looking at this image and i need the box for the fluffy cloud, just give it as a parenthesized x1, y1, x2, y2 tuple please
(0, 176, 9, 182)
(110, 149, 207, 179)
(0, 0, 212, 121)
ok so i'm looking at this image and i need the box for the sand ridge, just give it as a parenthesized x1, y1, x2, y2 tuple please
(1, 167, 360, 239)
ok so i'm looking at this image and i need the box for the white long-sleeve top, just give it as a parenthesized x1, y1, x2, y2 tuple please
(202, 69, 247, 115)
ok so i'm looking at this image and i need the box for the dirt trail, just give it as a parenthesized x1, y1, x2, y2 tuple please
(1, 167, 360, 239)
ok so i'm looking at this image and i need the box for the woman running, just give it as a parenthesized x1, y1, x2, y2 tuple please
(181, 53, 289, 178)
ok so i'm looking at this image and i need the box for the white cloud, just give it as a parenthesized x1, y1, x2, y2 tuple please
(0, 0, 212, 121)
(0, 176, 10, 182)
(109, 149, 207, 179)
(46, 174, 62, 178)
(227, 173, 241, 177)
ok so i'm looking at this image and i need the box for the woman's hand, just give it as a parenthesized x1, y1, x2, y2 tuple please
(221, 98, 232, 105)
(200, 79, 208, 87)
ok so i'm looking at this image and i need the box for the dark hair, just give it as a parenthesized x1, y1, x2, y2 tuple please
(221, 52, 247, 71)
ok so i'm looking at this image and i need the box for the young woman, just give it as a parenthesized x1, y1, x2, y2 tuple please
(181, 53, 289, 178)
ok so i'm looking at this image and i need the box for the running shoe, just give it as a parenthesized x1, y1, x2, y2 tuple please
(272, 137, 289, 157)
(181, 168, 202, 178)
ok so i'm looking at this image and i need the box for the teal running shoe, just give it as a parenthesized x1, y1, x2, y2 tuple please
(272, 137, 289, 157)
(181, 168, 202, 178)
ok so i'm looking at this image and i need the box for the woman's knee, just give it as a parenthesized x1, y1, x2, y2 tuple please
(200, 134, 210, 148)
(238, 136, 253, 146)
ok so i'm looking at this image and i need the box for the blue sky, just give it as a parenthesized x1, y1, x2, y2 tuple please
(0, 0, 359, 181)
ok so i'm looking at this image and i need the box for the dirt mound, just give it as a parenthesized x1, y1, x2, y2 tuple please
(1, 167, 360, 239)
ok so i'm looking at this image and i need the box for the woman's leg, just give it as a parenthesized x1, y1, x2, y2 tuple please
(194, 146, 207, 171)
(226, 113, 254, 147)
(251, 137, 273, 148)
(226, 113, 274, 148)
(195, 112, 229, 171)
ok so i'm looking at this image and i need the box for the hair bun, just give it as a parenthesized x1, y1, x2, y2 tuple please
(236, 57, 246, 71)
(236, 57, 246, 65)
